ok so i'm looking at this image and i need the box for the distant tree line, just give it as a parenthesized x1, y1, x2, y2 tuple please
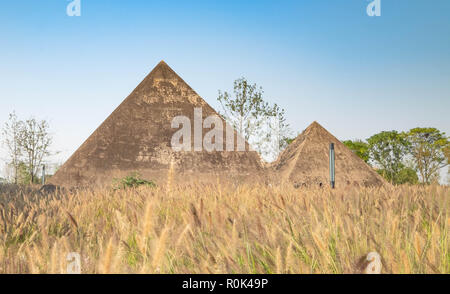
(343, 128, 449, 185)
(1, 112, 54, 184)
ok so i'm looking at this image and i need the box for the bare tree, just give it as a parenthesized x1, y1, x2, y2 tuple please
(1, 112, 23, 184)
(18, 118, 52, 184)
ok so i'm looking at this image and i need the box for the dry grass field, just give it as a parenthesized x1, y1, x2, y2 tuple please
(0, 182, 448, 274)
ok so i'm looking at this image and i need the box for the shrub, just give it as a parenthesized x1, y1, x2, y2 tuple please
(113, 172, 156, 190)
(377, 166, 418, 185)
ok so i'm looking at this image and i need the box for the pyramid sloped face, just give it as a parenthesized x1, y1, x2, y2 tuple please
(272, 121, 386, 188)
(50, 61, 264, 187)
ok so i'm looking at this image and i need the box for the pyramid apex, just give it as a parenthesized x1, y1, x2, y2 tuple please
(144, 60, 178, 81)
(154, 60, 169, 69)
(307, 121, 324, 130)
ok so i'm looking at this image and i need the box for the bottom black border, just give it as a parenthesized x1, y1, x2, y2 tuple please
(0, 274, 447, 292)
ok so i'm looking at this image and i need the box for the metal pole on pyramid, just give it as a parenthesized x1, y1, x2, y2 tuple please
(329, 143, 335, 188)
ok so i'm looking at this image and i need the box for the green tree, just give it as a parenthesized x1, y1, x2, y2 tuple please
(218, 77, 265, 140)
(343, 140, 370, 163)
(406, 127, 449, 184)
(444, 145, 450, 163)
(18, 118, 53, 184)
(377, 166, 418, 185)
(218, 77, 291, 161)
(17, 161, 32, 184)
(1, 112, 23, 184)
(367, 131, 410, 184)
(445, 145, 450, 185)
(397, 167, 419, 184)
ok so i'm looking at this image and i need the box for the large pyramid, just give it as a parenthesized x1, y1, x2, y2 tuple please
(271, 121, 386, 188)
(50, 61, 264, 188)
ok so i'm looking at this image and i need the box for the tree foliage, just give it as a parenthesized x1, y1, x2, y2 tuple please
(377, 166, 418, 185)
(367, 131, 409, 184)
(1, 112, 53, 184)
(362, 128, 449, 185)
(19, 118, 52, 184)
(1, 112, 23, 184)
(217, 77, 291, 161)
(406, 128, 449, 184)
(367, 131, 411, 184)
(343, 140, 370, 163)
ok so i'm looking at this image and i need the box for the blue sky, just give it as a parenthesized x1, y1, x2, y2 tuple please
(0, 0, 449, 176)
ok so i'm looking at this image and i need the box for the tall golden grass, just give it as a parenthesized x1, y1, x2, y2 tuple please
(0, 183, 448, 273)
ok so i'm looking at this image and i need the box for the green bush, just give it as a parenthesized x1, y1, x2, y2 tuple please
(113, 172, 156, 190)
(396, 167, 419, 185)
(377, 167, 418, 185)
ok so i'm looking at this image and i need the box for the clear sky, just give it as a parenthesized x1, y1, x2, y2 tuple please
(0, 1, 449, 178)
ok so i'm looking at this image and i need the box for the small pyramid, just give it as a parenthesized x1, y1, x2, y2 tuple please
(271, 121, 386, 188)
(50, 61, 264, 187)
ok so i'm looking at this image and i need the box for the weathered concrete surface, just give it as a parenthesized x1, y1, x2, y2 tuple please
(271, 121, 386, 188)
(50, 61, 265, 188)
